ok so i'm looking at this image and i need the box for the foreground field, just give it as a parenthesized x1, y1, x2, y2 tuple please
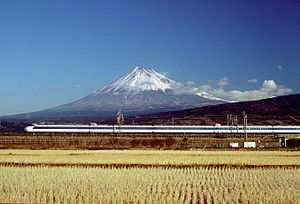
(0, 165, 299, 203)
(0, 150, 299, 203)
(1, 149, 300, 166)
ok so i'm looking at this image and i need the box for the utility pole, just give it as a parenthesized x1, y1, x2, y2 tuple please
(229, 114, 238, 133)
(117, 109, 124, 135)
(227, 114, 239, 135)
(171, 118, 175, 125)
(232, 115, 237, 126)
(226, 114, 230, 126)
(227, 114, 232, 136)
(242, 111, 247, 141)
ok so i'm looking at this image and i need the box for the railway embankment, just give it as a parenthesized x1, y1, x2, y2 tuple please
(0, 133, 285, 150)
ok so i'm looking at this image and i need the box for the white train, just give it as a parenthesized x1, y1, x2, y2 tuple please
(25, 124, 300, 134)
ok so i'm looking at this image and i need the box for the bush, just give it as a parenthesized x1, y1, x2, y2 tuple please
(165, 137, 176, 148)
(150, 139, 164, 149)
(130, 139, 140, 148)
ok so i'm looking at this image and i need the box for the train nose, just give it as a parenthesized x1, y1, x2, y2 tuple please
(24, 126, 31, 132)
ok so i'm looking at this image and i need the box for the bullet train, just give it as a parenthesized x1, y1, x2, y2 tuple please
(25, 124, 300, 134)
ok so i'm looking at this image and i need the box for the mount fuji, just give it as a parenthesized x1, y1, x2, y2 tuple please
(7, 67, 227, 119)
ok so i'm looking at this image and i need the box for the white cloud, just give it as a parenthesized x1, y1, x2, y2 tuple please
(171, 82, 199, 95)
(261, 80, 277, 91)
(247, 78, 258, 83)
(209, 89, 270, 101)
(198, 84, 212, 92)
(217, 77, 228, 87)
(170, 79, 292, 102)
(278, 64, 283, 70)
(186, 81, 195, 86)
(275, 86, 293, 95)
(208, 80, 292, 101)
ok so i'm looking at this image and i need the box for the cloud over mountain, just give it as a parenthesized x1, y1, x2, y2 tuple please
(217, 77, 229, 87)
(203, 79, 292, 101)
(169, 79, 292, 102)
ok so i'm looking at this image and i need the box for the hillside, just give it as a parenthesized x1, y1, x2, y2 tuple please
(126, 94, 300, 126)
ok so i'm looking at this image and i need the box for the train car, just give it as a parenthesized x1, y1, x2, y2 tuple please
(24, 124, 114, 133)
(24, 124, 300, 135)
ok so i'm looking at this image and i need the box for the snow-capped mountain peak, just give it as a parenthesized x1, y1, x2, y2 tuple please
(99, 66, 175, 94)
(13, 66, 228, 119)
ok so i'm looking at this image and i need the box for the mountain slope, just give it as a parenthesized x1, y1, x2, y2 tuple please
(5, 67, 225, 119)
(47, 67, 222, 116)
(127, 93, 300, 126)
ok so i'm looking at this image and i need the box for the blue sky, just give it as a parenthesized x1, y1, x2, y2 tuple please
(0, 0, 299, 116)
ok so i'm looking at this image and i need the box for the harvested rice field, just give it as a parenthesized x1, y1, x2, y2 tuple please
(0, 150, 299, 203)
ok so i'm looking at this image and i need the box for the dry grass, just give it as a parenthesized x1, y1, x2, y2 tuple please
(0, 166, 299, 203)
(0, 149, 300, 166)
(0, 150, 299, 203)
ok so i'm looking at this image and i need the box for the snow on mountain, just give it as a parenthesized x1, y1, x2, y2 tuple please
(196, 92, 237, 103)
(9, 66, 227, 119)
(96, 67, 175, 94)
(52, 67, 227, 113)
